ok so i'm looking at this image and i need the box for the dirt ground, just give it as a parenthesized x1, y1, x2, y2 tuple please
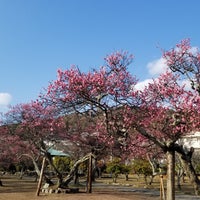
(0, 175, 159, 200)
(0, 192, 159, 200)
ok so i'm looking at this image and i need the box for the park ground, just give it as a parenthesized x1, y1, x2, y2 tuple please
(0, 174, 199, 200)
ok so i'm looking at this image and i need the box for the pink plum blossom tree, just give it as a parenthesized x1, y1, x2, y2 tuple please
(163, 38, 200, 93)
(127, 71, 200, 198)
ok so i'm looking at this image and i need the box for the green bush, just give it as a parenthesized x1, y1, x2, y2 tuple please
(132, 159, 152, 176)
(195, 163, 200, 174)
(106, 158, 123, 183)
(53, 156, 72, 173)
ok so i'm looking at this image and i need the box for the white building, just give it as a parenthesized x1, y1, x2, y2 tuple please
(179, 132, 200, 152)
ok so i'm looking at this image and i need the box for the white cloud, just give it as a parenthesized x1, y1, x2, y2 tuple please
(0, 93, 12, 106)
(178, 79, 194, 91)
(134, 79, 153, 91)
(136, 46, 199, 93)
(147, 57, 168, 76)
(133, 57, 166, 92)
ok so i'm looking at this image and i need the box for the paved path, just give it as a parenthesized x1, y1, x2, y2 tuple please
(176, 194, 200, 200)
(118, 187, 200, 200)
(92, 182, 200, 200)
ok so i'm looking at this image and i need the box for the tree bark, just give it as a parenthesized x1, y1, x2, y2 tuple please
(63, 153, 94, 187)
(44, 151, 63, 187)
(36, 157, 46, 196)
(86, 154, 92, 193)
(166, 150, 175, 200)
(175, 145, 200, 195)
(178, 151, 200, 195)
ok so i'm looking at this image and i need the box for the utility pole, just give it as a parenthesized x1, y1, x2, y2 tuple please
(86, 153, 92, 193)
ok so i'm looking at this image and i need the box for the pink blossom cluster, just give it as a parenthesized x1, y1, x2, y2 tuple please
(163, 38, 200, 92)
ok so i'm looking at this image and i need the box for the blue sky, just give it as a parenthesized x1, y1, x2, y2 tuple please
(0, 0, 200, 112)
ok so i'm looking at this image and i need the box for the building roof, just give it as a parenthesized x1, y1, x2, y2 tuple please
(48, 148, 70, 157)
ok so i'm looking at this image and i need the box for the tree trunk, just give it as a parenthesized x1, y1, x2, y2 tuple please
(97, 167, 102, 178)
(166, 150, 175, 200)
(36, 157, 46, 196)
(44, 152, 63, 187)
(125, 173, 129, 181)
(178, 152, 200, 195)
(175, 145, 200, 195)
(176, 167, 184, 190)
(175, 154, 184, 190)
(147, 153, 159, 176)
(86, 154, 92, 193)
(0, 179, 3, 186)
(113, 175, 117, 183)
(73, 170, 79, 185)
(147, 154, 159, 185)
(63, 153, 94, 187)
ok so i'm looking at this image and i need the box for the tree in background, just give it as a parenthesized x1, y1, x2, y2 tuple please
(0, 122, 32, 173)
(2, 101, 70, 186)
(132, 158, 153, 185)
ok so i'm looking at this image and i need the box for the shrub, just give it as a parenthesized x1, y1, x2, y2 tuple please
(106, 158, 123, 183)
(53, 156, 72, 173)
